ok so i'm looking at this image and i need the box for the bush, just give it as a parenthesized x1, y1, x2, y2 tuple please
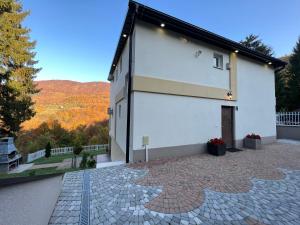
(80, 152, 89, 169)
(207, 138, 225, 145)
(87, 156, 96, 168)
(29, 170, 36, 176)
(246, 133, 261, 139)
(45, 142, 52, 158)
(73, 144, 83, 155)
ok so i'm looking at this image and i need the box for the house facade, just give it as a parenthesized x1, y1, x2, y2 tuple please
(108, 1, 286, 163)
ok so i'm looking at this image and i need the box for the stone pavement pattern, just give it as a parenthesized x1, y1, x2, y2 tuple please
(130, 142, 300, 213)
(49, 143, 300, 225)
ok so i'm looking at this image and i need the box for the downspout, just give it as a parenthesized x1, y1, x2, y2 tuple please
(125, 6, 137, 163)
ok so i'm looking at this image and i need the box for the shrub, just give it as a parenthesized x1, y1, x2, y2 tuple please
(246, 133, 261, 139)
(87, 156, 96, 168)
(45, 142, 52, 158)
(207, 138, 225, 145)
(80, 152, 89, 169)
(29, 170, 36, 176)
(73, 144, 83, 155)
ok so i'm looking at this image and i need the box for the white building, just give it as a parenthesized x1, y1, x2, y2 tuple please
(108, 1, 286, 163)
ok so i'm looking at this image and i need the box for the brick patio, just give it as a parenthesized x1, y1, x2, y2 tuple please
(49, 142, 300, 225)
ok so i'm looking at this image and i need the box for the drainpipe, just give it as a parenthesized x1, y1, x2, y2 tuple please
(125, 6, 137, 163)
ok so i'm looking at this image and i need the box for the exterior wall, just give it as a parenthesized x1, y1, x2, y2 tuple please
(235, 56, 276, 140)
(134, 21, 230, 89)
(131, 92, 235, 151)
(130, 22, 276, 161)
(109, 38, 130, 155)
(277, 126, 300, 140)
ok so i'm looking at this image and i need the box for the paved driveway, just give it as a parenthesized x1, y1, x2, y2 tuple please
(49, 142, 300, 225)
(0, 175, 62, 225)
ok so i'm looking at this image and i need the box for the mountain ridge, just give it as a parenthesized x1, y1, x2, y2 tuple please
(22, 80, 110, 130)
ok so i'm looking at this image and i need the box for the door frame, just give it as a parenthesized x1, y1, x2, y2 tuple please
(221, 105, 236, 148)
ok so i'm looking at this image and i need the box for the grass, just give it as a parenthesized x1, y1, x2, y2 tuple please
(0, 167, 80, 179)
(32, 149, 106, 165)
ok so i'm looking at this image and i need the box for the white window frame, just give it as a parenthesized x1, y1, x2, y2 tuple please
(213, 53, 223, 70)
(119, 56, 122, 73)
(115, 66, 119, 81)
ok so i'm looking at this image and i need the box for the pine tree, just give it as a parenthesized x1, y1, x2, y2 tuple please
(287, 37, 300, 110)
(240, 34, 274, 56)
(0, 0, 40, 136)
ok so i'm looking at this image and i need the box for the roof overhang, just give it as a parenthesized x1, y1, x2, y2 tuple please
(108, 1, 287, 81)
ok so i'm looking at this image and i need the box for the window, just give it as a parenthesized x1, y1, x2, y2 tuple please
(119, 56, 122, 73)
(115, 66, 118, 80)
(213, 53, 223, 69)
(118, 104, 121, 118)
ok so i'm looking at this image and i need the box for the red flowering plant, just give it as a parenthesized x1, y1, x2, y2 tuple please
(207, 138, 225, 145)
(246, 133, 261, 140)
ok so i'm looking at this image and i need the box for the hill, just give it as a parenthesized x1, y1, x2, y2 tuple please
(22, 80, 110, 130)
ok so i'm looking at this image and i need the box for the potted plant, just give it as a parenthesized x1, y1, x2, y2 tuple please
(244, 133, 261, 149)
(207, 138, 226, 156)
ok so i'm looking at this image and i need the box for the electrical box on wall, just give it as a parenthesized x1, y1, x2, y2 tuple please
(226, 63, 231, 70)
(142, 136, 149, 146)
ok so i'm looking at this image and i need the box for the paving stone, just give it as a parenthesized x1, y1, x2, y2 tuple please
(49, 142, 300, 225)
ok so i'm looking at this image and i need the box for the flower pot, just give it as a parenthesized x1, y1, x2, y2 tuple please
(207, 143, 226, 156)
(244, 138, 261, 149)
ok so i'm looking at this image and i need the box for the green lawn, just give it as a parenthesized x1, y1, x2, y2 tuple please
(0, 167, 79, 179)
(32, 149, 106, 165)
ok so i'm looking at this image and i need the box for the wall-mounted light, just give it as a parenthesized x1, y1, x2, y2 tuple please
(123, 34, 127, 38)
(234, 50, 239, 53)
(268, 62, 272, 65)
(227, 91, 232, 100)
(160, 23, 165, 28)
(113, 64, 116, 67)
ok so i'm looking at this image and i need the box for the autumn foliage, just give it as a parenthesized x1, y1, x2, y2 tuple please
(15, 80, 110, 154)
(21, 80, 110, 130)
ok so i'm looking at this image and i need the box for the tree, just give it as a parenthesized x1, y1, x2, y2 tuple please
(0, 0, 40, 136)
(286, 37, 300, 110)
(73, 143, 83, 168)
(45, 142, 51, 158)
(240, 34, 274, 56)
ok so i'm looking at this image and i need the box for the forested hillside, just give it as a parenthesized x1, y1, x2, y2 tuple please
(22, 80, 110, 130)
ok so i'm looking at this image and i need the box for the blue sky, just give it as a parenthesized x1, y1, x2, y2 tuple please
(22, 0, 300, 82)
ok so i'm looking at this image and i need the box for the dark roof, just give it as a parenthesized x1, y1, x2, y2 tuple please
(108, 1, 286, 80)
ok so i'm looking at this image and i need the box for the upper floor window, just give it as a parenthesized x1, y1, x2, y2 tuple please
(119, 56, 122, 73)
(213, 53, 223, 69)
(118, 104, 121, 118)
(115, 66, 119, 81)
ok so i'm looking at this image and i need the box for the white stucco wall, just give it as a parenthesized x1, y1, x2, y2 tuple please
(235, 56, 276, 139)
(109, 38, 130, 152)
(132, 92, 234, 150)
(131, 23, 276, 151)
(134, 21, 230, 89)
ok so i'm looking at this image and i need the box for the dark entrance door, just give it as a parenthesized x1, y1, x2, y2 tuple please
(221, 106, 234, 148)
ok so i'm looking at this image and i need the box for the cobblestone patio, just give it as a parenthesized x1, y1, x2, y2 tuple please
(49, 142, 300, 225)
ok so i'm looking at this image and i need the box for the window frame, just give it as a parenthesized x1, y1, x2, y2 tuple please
(213, 53, 223, 70)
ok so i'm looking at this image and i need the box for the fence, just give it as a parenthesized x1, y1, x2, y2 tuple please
(276, 112, 300, 141)
(27, 149, 46, 163)
(27, 144, 108, 163)
(276, 112, 300, 126)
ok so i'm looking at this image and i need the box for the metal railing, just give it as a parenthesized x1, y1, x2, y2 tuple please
(276, 112, 300, 126)
(27, 144, 108, 163)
